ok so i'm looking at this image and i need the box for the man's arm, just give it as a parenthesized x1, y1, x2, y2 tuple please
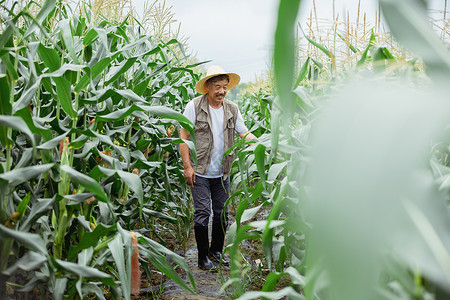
(239, 131, 282, 156)
(235, 109, 257, 142)
(238, 131, 258, 141)
(180, 128, 195, 187)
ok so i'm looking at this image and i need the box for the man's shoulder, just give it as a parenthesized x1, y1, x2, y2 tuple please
(191, 95, 207, 111)
(185, 99, 195, 110)
(192, 95, 205, 103)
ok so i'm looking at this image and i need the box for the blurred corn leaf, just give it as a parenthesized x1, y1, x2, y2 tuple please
(380, 0, 450, 77)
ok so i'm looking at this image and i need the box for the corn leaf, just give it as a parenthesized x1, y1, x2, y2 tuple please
(0, 24, 14, 50)
(0, 224, 47, 255)
(268, 161, 288, 183)
(37, 44, 61, 71)
(380, 0, 450, 75)
(1, 52, 19, 81)
(299, 23, 331, 57)
(108, 233, 131, 300)
(236, 287, 305, 300)
(357, 31, 376, 66)
(274, 0, 301, 111)
(13, 106, 52, 140)
(0, 74, 11, 147)
(53, 76, 77, 118)
(54, 278, 68, 300)
(140, 236, 197, 293)
(83, 28, 98, 46)
(24, 0, 57, 38)
(0, 163, 53, 188)
(294, 57, 310, 88)
(20, 197, 55, 232)
(16, 193, 31, 220)
(55, 259, 113, 281)
(37, 132, 69, 150)
(2, 251, 47, 276)
(59, 19, 79, 64)
(336, 32, 358, 53)
(104, 57, 137, 85)
(142, 208, 178, 224)
(262, 272, 286, 292)
(60, 165, 109, 203)
(12, 78, 42, 113)
(98, 167, 144, 217)
(255, 144, 267, 188)
(75, 56, 115, 92)
(68, 224, 117, 261)
(0, 74, 11, 115)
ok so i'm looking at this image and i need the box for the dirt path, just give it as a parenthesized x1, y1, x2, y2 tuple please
(137, 209, 268, 299)
(160, 245, 228, 300)
(156, 220, 230, 300)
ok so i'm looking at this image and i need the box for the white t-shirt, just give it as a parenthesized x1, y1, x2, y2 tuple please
(183, 100, 248, 178)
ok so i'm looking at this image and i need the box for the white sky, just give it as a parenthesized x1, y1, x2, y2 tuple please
(135, 0, 446, 83)
(162, 0, 279, 83)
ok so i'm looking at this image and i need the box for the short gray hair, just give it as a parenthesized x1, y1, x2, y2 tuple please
(206, 74, 230, 86)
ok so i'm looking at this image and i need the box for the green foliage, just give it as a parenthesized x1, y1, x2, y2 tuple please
(0, 0, 201, 298)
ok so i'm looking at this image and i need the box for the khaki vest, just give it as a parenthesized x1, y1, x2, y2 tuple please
(190, 94, 238, 179)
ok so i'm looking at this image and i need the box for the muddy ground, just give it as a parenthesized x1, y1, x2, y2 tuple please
(159, 245, 228, 300)
(137, 222, 232, 300)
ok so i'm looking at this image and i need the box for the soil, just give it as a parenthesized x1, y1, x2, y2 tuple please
(137, 223, 230, 300)
(159, 245, 228, 300)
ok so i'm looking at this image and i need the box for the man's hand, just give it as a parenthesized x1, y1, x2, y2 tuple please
(238, 131, 258, 142)
(184, 165, 196, 188)
(180, 128, 195, 187)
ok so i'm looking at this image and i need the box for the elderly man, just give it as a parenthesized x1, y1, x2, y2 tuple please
(180, 65, 257, 270)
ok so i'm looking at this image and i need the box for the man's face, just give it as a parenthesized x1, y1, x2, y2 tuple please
(207, 79, 228, 103)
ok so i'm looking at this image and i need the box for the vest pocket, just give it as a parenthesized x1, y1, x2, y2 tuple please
(196, 121, 209, 131)
(194, 131, 210, 164)
(226, 118, 235, 129)
(197, 146, 208, 159)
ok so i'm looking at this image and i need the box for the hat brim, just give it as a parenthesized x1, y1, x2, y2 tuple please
(195, 73, 240, 94)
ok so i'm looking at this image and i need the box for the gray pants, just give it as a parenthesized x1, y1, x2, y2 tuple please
(191, 175, 230, 227)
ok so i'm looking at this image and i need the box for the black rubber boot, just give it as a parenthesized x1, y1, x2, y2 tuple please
(209, 220, 229, 266)
(194, 226, 216, 271)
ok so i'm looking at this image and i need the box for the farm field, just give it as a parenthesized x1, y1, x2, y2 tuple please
(1, 0, 450, 299)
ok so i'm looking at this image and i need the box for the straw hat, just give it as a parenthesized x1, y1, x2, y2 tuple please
(195, 65, 240, 94)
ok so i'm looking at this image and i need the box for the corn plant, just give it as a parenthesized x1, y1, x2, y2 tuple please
(0, 0, 200, 298)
